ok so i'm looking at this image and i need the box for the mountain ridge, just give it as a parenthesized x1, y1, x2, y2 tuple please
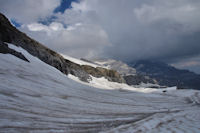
(1, 12, 199, 90)
(129, 60, 200, 90)
(0, 12, 124, 83)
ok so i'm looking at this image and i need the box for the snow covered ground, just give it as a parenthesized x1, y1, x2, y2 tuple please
(0, 43, 200, 133)
(68, 74, 177, 93)
(61, 54, 105, 68)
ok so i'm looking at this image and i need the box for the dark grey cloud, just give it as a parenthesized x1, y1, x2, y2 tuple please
(85, 0, 200, 62)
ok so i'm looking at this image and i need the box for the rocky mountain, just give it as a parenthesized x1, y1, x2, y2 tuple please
(93, 59, 137, 76)
(0, 12, 124, 83)
(0, 41, 29, 62)
(91, 58, 200, 90)
(129, 60, 200, 90)
(93, 59, 159, 87)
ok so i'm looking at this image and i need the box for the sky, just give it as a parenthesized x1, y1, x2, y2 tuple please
(0, 0, 200, 74)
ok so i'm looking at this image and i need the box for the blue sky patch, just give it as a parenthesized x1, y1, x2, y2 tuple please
(10, 19, 22, 27)
(54, 0, 79, 13)
(38, 0, 79, 26)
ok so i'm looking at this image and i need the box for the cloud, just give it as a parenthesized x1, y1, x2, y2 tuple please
(81, 0, 200, 62)
(20, 22, 111, 58)
(27, 22, 63, 33)
(1, 0, 200, 71)
(0, 0, 61, 23)
(49, 0, 200, 62)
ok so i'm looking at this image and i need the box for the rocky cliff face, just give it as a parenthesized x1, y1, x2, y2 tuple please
(93, 59, 158, 86)
(81, 65, 124, 83)
(0, 13, 124, 83)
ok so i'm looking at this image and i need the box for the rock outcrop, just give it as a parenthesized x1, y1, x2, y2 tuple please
(0, 41, 29, 62)
(81, 65, 124, 83)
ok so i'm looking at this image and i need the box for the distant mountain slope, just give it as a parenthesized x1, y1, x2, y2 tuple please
(0, 12, 124, 83)
(93, 59, 159, 87)
(93, 59, 136, 76)
(129, 60, 200, 90)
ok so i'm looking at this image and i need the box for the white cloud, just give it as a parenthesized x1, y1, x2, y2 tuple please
(134, 2, 200, 32)
(20, 22, 111, 58)
(0, 0, 61, 23)
(49, 22, 63, 31)
(27, 23, 49, 32)
(26, 22, 63, 36)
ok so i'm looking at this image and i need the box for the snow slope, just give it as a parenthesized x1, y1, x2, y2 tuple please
(0, 43, 200, 133)
(68, 74, 176, 93)
(61, 54, 105, 68)
(93, 59, 136, 76)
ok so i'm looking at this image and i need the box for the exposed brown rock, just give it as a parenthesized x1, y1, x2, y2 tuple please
(81, 65, 124, 83)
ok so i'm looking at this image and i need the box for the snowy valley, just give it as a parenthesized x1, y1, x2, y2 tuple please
(0, 12, 200, 133)
(0, 43, 200, 133)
